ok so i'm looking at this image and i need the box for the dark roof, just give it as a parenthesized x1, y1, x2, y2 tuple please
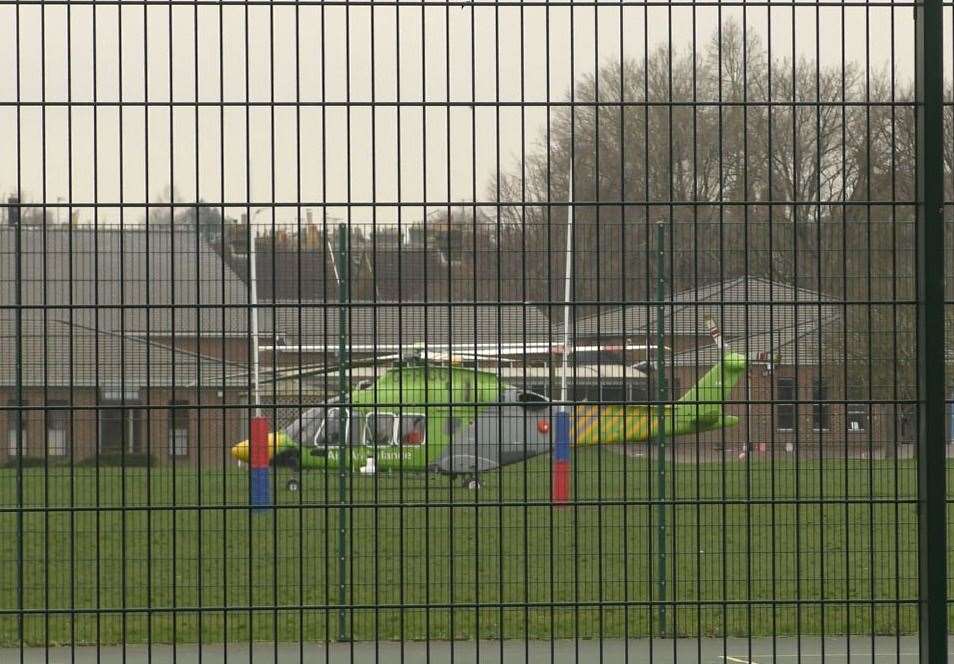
(671, 319, 842, 367)
(560, 276, 841, 341)
(250, 244, 445, 302)
(0, 224, 251, 335)
(259, 302, 554, 347)
(0, 224, 555, 347)
(0, 313, 246, 389)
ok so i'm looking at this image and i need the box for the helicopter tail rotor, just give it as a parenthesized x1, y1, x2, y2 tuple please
(706, 315, 779, 376)
(705, 316, 724, 350)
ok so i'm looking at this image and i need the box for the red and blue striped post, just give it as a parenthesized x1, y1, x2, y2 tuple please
(552, 409, 571, 503)
(249, 416, 270, 510)
(554, 157, 575, 505)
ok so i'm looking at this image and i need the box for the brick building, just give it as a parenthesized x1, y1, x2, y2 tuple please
(0, 224, 251, 467)
(3, 221, 933, 464)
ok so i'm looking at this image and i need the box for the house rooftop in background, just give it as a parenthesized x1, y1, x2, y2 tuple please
(0, 223, 254, 338)
(0, 314, 247, 390)
(222, 219, 496, 302)
(670, 318, 843, 368)
(258, 301, 554, 352)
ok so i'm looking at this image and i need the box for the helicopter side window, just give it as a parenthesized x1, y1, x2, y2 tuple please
(516, 391, 550, 412)
(363, 413, 398, 446)
(444, 417, 464, 434)
(399, 414, 427, 446)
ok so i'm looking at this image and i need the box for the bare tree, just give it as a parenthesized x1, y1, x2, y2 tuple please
(490, 18, 948, 410)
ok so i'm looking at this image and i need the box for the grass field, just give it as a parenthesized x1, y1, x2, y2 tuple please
(0, 448, 928, 645)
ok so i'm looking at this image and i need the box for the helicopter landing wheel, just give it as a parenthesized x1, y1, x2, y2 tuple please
(286, 478, 301, 493)
(463, 477, 482, 491)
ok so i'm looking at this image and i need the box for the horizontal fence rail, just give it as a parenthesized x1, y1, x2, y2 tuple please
(1, 0, 950, 662)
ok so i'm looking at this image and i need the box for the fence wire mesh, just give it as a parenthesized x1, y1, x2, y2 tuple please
(0, 0, 950, 662)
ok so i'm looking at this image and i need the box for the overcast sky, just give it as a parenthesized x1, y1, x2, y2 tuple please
(0, 1, 937, 229)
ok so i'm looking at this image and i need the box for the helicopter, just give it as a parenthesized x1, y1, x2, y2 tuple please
(230, 319, 751, 492)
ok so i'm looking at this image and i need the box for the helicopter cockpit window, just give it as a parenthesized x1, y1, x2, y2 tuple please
(399, 414, 427, 446)
(283, 407, 323, 446)
(314, 407, 360, 447)
(363, 413, 398, 446)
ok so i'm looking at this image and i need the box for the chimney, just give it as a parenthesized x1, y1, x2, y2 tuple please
(7, 197, 19, 226)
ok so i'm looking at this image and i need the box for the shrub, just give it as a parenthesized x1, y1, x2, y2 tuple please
(77, 452, 158, 467)
(2, 456, 71, 469)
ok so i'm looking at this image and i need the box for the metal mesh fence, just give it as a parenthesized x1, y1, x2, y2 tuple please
(0, 1, 949, 661)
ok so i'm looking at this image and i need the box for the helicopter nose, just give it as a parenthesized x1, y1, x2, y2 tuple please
(231, 439, 250, 463)
(231, 434, 283, 463)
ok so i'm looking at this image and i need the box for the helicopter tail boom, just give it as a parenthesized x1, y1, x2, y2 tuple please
(675, 351, 747, 412)
(571, 352, 747, 445)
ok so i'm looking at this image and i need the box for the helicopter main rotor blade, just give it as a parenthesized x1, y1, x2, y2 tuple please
(292, 354, 405, 378)
(214, 353, 406, 385)
(260, 341, 664, 355)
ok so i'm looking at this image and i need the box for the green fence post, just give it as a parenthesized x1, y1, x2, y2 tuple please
(655, 221, 668, 637)
(337, 224, 350, 642)
(13, 197, 23, 653)
(915, 1, 947, 660)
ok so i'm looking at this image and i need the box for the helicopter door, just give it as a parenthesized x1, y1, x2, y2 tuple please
(428, 390, 552, 476)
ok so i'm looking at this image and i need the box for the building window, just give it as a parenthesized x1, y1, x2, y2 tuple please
(47, 401, 69, 456)
(628, 382, 649, 403)
(573, 385, 600, 403)
(7, 400, 25, 458)
(847, 404, 868, 433)
(169, 401, 190, 457)
(948, 396, 954, 443)
(812, 378, 830, 431)
(776, 378, 796, 431)
(601, 385, 626, 404)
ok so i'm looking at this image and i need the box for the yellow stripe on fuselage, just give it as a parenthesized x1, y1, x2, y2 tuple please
(629, 411, 650, 440)
(576, 407, 607, 445)
(572, 404, 600, 442)
(572, 405, 657, 446)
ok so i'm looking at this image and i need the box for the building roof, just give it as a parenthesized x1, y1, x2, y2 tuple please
(259, 302, 555, 349)
(560, 276, 841, 342)
(670, 319, 843, 368)
(0, 313, 247, 390)
(227, 226, 455, 302)
(0, 224, 252, 336)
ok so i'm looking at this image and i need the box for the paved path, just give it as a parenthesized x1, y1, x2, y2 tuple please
(3, 637, 944, 663)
